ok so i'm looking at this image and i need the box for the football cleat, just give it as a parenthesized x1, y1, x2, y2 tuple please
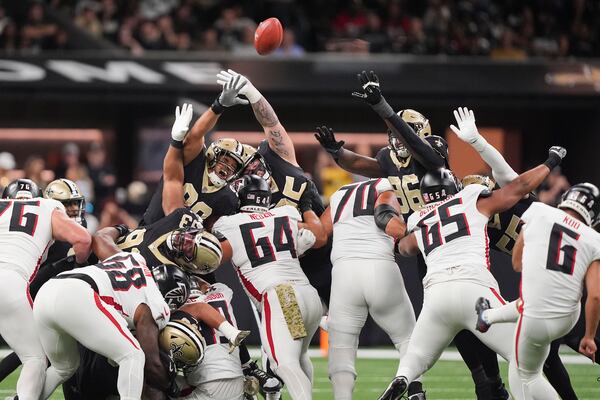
(475, 297, 492, 333)
(378, 376, 408, 400)
(408, 392, 426, 400)
(243, 361, 282, 393)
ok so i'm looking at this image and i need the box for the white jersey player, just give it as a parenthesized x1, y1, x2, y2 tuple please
(33, 251, 171, 400)
(499, 184, 600, 399)
(378, 145, 566, 400)
(0, 179, 91, 400)
(320, 178, 422, 400)
(214, 175, 327, 400)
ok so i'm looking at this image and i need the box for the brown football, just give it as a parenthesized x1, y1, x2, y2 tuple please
(254, 17, 283, 55)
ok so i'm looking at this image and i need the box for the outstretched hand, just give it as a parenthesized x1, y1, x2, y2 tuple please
(351, 70, 382, 105)
(314, 125, 345, 158)
(217, 69, 262, 104)
(449, 107, 480, 145)
(171, 103, 193, 142)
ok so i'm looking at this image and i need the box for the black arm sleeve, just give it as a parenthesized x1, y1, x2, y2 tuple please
(29, 255, 78, 300)
(385, 112, 445, 170)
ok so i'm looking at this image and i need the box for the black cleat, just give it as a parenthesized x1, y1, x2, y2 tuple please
(378, 376, 408, 400)
(475, 297, 492, 333)
(490, 381, 510, 400)
(408, 392, 426, 400)
(243, 360, 282, 393)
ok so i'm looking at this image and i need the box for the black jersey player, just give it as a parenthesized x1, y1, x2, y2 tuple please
(141, 79, 249, 229)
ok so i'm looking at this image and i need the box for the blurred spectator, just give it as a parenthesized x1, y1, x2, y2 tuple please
(214, 6, 256, 50)
(0, 6, 17, 52)
(20, 3, 60, 52)
(274, 29, 305, 57)
(137, 20, 165, 50)
(23, 154, 51, 189)
(75, 1, 103, 38)
(490, 28, 527, 60)
(0, 151, 16, 192)
(198, 28, 223, 51)
(86, 142, 116, 205)
(98, 198, 138, 229)
(315, 150, 353, 203)
(123, 180, 149, 219)
(100, 0, 120, 42)
(538, 168, 571, 206)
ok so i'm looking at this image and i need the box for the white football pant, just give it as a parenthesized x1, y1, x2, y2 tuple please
(395, 278, 525, 398)
(260, 283, 322, 400)
(33, 278, 145, 400)
(0, 268, 46, 400)
(509, 311, 579, 400)
(327, 259, 416, 400)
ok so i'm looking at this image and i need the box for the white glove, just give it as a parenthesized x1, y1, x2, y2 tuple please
(449, 107, 488, 152)
(297, 228, 316, 256)
(171, 103, 193, 142)
(217, 69, 262, 104)
(218, 74, 250, 107)
(228, 330, 251, 354)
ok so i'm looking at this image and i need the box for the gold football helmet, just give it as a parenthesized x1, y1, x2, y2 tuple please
(461, 174, 496, 191)
(205, 138, 245, 187)
(159, 318, 206, 369)
(166, 228, 223, 275)
(239, 144, 271, 180)
(389, 109, 432, 159)
(44, 178, 86, 223)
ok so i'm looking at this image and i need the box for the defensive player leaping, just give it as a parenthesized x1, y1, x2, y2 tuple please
(378, 145, 567, 400)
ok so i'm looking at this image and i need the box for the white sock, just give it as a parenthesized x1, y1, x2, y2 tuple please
(483, 300, 520, 324)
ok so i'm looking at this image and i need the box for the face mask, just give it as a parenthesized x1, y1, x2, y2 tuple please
(208, 171, 227, 187)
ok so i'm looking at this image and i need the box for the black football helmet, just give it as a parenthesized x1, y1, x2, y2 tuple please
(424, 135, 449, 163)
(151, 264, 192, 310)
(237, 174, 271, 213)
(558, 183, 600, 227)
(420, 168, 462, 204)
(2, 179, 41, 199)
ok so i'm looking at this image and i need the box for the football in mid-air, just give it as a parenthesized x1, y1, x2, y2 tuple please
(254, 17, 283, 55)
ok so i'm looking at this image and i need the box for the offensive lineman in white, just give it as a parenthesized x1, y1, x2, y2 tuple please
(378, 145, 567, 400)
(213, 175, 327, 400)
(501, 183, 600, 399)
(321, 178, 423, 400)
(0, 179, 91, 400)
(33, 249, 172, 399)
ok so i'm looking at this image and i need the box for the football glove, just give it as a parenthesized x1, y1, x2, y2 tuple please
(297, 228, 316, 256)
(217, 74, 250, 107)
(298, 180, 317, 213)
(229, 329, 251, 354)
(171, 103, 193, 142)
(217, 69, 262, 104)
(449, 107, 486, 150)
(314, 126, 345, 159)
(351, 70, 382, 106)
(544, 146, 567, 170)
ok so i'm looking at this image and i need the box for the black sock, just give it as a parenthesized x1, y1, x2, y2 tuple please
(238, 343, 251, 366)
(407, 381, 423, 395)
(471, 365, 488, 385)
(543, 340, 577, 400)
(0, 352, 21, 382)
(454, 330, 485, 372)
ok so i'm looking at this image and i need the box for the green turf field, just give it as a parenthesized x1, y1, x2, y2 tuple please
(1, 357, 599, 399)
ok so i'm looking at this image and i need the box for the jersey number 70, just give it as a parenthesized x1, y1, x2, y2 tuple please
(240, 216, 297, 268)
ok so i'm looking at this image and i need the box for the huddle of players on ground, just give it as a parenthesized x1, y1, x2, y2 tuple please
(0, 68, 597, 400)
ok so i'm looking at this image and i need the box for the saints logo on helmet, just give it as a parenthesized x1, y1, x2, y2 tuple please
(462, 175, 496, 192)
(205, 138, 245, 187)
(44, 178, 86, 223)
(389, 109, 432, 159)
(159, 317, 206, 369)
(166, 228, 223, 274)
(2, 179, 41, 200)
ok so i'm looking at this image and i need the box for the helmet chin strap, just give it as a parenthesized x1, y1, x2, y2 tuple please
(208, 171, 227, 187)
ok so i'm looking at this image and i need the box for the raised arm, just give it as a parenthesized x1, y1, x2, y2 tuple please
(182, 76, 249, 165)
(163, 104, 191, 215)
(351, 71, 444, 170)
(217, 69, 297, 166)
(314, 125, 385, 178)
(477, 146, 566, 217)
(581, 260, 600, 361)
(450, 107, 518, 187)
(51, 208, 91, 264)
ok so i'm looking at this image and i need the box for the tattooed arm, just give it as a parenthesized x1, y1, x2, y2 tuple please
(251, 96, 298, 166)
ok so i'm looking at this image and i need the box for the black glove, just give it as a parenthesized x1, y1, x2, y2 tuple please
(298, 180, 317, 213)
(159, 350, 180, 397)
(351, 70, 382, 105)
(544, 146, 567, 170)
(314, 126, 344, 159)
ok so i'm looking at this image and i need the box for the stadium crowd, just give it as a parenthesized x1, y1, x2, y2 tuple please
(0, 0, 598, 57)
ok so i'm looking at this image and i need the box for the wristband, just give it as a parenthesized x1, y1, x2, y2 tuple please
(371, 98, 394, 118)
(211, 98, 225, 115)
(218, 321, 240, 342)
(170, 139, 184, 149)
(113, 224, 129, 237)
(543, 152, 562, 170)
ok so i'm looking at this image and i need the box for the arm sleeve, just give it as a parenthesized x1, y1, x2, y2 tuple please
(384, 112, 445, 170)
(477, 143, 519, 187)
